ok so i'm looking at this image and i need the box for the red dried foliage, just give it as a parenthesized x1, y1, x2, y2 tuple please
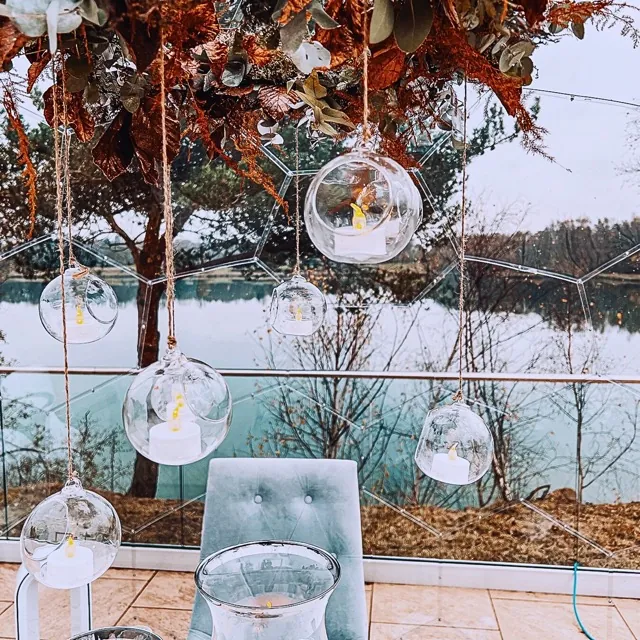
(2, 88, 37, 238)
(0, 19, 28, 69)
(26, 51, 51, 93)
(316, 0, 363, 67)
(92, 109, 135, 182)
(368, 45, 406, 91)
(521, 0, 551, 26)
(258, 86, 298, 118)
(276, 0, 310, 24)
(422, 17, 532, 129)
(192, 100, 287, 210)
(546, 0, 613, 25)
(43, 85, 96, 142)
(243, 35, 278, 66)
(168, 3, 219, 49)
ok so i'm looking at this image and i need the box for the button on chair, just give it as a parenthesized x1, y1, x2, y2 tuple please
(188, 457, 369, 640)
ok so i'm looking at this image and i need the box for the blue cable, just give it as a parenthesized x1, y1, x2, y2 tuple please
(573, 562, 597, 640)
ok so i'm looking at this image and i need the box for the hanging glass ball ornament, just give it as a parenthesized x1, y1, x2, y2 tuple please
(269, 274, 326, 336)
(39, 265, 118, 343)
(304, 149, 423, 264)
(20, 476, 121, 589)
(415, 401, 494, 485)
(123, 346, 232, 466)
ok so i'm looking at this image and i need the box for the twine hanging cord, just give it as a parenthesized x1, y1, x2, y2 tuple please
(51, 52, 75, 481)
(158, 13, 177, 348)
(294, 125, 301, 275)
(452, 79, 468, 403)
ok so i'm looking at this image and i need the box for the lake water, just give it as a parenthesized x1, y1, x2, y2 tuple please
(1, 276, 640, 509)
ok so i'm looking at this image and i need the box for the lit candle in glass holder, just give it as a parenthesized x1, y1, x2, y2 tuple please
(149, 385, 202, 463)
(333, 203, 388, 257)
(280, 304, 314, 336)
(45, 535, 94, 587)
(429, 442, 471, 484)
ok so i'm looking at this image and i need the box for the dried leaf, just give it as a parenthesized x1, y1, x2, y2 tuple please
(346, 0, 369, 40)
(274, 0, 310, 25)
(308, 0, 341, 28)
(0, 19, 28, 68)
(571, 21, 586, 39)
(169, 4, 219, 50)
(303, 72, 328, 99)
(280, 9, 309, 55)
(117, 19, 160, 73)
(243, 35, 277, 66)
(258, 86, 297, 119)
(369, 45, 405, 90)
(394, 0, 434, 53)
(43, 85, 96, 143)
(370, 0, 395, 44)
(3, 88, 37, 238)
(130, 95, 181, 186)
(521, 0, 550, 26)
(92, 109, 134, 182)
(442, 0, 460, 25)
(27, 51, 51, 93)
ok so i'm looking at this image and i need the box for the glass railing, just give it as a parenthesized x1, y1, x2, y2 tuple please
(2, 369, 639, 571)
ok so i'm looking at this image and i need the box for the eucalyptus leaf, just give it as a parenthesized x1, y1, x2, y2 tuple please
(271, 0, 290, 22)
(571, 21, 585, 39)
(370, 0, 394, 44)
(280, 9, 308, 55)
(66, 55, 91, 93)
(394, 0, 434, 53)
(520, 56, 534, 77)
(549, 23, 564, 34)
(491, 34, 509, 56)
(78, 0, 105, 25)
(308, 0, 340, 29)
(221, 60, 246, 87)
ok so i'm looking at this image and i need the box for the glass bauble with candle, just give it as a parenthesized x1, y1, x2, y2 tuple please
(20, 476, 121, 589)
(39, 265, 118, 343)
(123, 346, 232, 466)
(304, 149, 422, 264)
(414, 401, 494, 485)
(269, 274, 326, 337)
(195, 541, 340, 640)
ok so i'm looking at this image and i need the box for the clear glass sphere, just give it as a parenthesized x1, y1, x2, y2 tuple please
(304, 149, 423, 264)
(414, 401, 494, 485)
(69, 627, 163, 640)
(39, 266, 118, 343)
(20, 476, 121, 589)
(123, 347, 232, 466)
(269, 274, 326, 336)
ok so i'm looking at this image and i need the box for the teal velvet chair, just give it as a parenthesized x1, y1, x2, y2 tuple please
(188, 457, 369, 640)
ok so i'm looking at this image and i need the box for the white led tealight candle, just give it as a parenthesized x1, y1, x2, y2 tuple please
(280, 305, 314, 336)
(149, 385, 202, 464)
(333, 203, 388, 257)
(237, 593, 298, 607)
(45, 536, 94, 588)
(428, 443, 470, 485)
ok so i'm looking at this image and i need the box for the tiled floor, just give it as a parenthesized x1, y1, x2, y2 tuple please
(0, 563, 638, 639)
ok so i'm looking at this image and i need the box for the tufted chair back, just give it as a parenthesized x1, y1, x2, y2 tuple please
(188, 457, 368, 640)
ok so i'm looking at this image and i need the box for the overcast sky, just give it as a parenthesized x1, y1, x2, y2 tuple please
(465, 9, 640, 232)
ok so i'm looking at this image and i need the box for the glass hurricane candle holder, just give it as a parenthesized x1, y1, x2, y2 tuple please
(195, 541, 340, 640)
(39, 265, 118, 343)
(415, 401, 494, 485)
(69, 627, 163, 640)
(20, 476, 121, 590)
(304, 149, 422, 264)
(123, 347, 232, 466)
(269, 274, 326, 336)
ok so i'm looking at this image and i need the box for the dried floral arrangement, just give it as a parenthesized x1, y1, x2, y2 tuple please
(0, 0, 637, 199)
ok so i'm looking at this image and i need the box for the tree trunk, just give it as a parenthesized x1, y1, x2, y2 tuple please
(128, 200, 166, 499)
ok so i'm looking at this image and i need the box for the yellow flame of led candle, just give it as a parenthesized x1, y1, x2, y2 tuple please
(350, 203, 367, 231)
(75, 304, 84, 325)
(266, 601, 273, 609)
(448, 443, 458, 461)
(295, 307, 303, 322)
(64, 535, 76, 558)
